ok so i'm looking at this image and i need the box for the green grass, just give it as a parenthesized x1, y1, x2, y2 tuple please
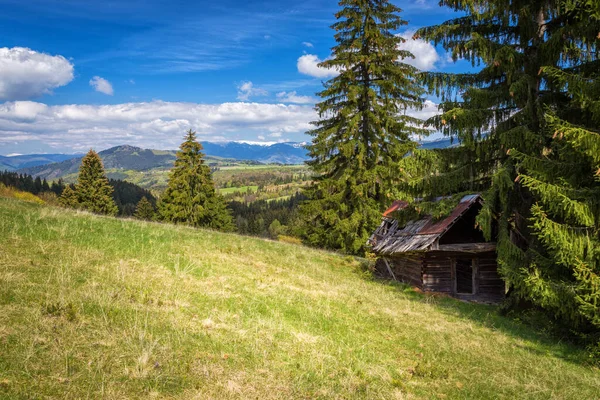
(0, 197, 598, 399)
(218, 185, 259, 195)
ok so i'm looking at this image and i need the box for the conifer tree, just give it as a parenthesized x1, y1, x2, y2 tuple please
(300, 0, 426, 255)
(59, 185, 79, 209)
(134, 196, 155, 220)
(75, 150, 118, 216)
(158, 130, 234, 231)
(408, 0, 600, 329)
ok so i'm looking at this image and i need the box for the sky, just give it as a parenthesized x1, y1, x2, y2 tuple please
(0, 0, 466, 155)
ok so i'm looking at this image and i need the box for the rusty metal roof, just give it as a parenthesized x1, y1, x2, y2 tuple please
(369, 194, 483, 254)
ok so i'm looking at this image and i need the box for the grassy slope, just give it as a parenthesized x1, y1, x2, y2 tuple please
(0, 198, 598, 399)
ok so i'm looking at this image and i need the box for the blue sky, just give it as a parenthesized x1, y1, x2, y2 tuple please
(0, 0, 464, 155)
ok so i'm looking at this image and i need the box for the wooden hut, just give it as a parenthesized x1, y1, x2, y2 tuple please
(368, 194, 505, 303)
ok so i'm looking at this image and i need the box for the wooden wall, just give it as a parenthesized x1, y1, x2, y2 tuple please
(386, 254, 424, 289)
(422, 253, 453, 294)
(383, 251, 505, 303)
(475, 251, 505, 302)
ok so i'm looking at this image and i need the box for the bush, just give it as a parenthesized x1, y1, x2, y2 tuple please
(0, 183, 44, 205)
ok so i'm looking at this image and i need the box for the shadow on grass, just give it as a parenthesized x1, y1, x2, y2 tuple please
(374, 277, 592, 368)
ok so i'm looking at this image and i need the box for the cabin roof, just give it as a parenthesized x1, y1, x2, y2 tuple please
(369, 194, 486, 254)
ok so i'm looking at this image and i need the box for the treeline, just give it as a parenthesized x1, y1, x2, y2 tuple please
(0, 172, 63, 196)
(218, 172, 311, 189)
(0, 170, 155, 217)
(229, 192, 307, 238)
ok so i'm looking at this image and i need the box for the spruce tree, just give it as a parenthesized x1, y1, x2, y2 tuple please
(409, 0, 600, 329)
(59, 185, 79, 209)
(300, 0, 425, 255)
(158, 130, 234, 231)
(134, 196, 155, 220)
(75, 150, 118, 216)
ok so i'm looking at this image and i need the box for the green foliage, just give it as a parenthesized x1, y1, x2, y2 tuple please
(58, 185, 79, 209)
(301, 0, 426, 255)
(411, 0, 600, 332)
(158, 130, 234, 232)
(268, 218, 285, 240)
(134, 196, 155, 221)
(74, 150, 118, 216)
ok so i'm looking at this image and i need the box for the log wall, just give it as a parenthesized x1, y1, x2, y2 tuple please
(474, 251, 505, 302)
(421, 253, 453, 294)
(386, 254, 424, 289)
(380, 251, 505, 303)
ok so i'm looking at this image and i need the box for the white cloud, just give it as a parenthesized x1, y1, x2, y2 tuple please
(406, 99, 440, 121)
(276, 91, 315, 104)
(302, 42, 314, 48)
(397, 31, 440, 71)
(0, 47, 74, 101)
(89, 76, 114, 95)
(297, 54, 339, 78)
(0, 100, 316, 151)
(236, 81, 268, 101)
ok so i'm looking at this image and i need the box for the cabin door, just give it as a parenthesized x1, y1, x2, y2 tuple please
(452, 258, 477, 295)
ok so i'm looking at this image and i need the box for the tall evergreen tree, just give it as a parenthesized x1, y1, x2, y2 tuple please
(75, 150, 118, 216)
(408, 0, 600, 329)
(158, 130, 234, 231)
(300, 0, 426, 255)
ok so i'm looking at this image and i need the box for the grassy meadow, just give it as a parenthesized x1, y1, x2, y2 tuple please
(0, 197, 598, 399)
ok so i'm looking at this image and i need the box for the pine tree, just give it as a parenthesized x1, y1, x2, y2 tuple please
(300, 0, 426, 255)
(134, 196, 155, 220)
(58, 185, 79, 209)
(75, 150, 118, 216)
(409, 0, 600, 329)
(158, 130, 234, 231)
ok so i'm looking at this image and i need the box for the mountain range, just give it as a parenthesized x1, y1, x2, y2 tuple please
(8, 138, 454, 181)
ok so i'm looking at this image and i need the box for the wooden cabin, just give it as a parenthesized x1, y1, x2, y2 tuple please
(368, 194, 505, 303)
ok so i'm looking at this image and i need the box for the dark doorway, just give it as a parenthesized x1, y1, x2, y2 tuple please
(455, 259, 474, 294)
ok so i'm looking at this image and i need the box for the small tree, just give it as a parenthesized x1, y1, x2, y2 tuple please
(58, 185, 79, 209)
(158, 129, 234, 231)
(75, 150, 118, 216)
(268, 219, 285, 240)
(134, 196, 155, 220)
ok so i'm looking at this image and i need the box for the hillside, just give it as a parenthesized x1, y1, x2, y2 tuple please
(0, 197, 598, 399)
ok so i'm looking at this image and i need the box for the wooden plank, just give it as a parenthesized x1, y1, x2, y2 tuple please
(382, 257, 397, 281)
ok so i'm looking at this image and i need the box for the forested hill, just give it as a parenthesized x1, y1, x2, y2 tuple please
(17, 142, 310, 180)
(18, 146, 179, 181)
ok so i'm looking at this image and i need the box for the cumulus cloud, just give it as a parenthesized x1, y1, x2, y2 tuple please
(276, 91, 316, 104)
(236, 81, 268, 101)
(0, 100, 316, 151)
(297, 54, 339, 78)
(397, 31, 440, 71)
(405, 99, 440, 121)
(89, 76, 114, 95)
(0, 47, 74, 101)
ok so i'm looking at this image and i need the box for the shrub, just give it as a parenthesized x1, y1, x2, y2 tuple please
(0, 183, 44, 205)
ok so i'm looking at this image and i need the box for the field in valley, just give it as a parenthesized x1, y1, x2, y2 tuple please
(0, 197, 598, 399)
